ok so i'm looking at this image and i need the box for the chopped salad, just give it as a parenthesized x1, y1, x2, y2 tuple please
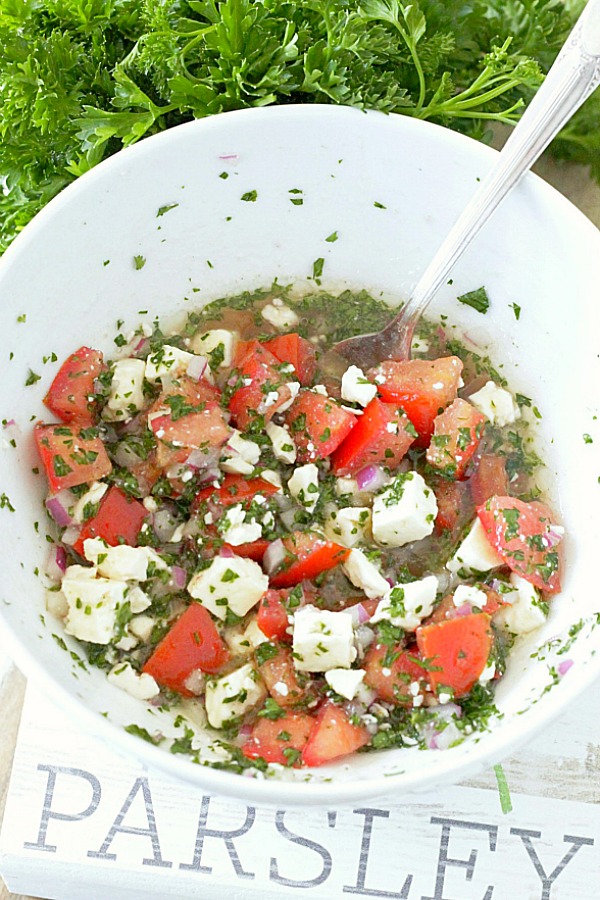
(35, 287, 564, 769)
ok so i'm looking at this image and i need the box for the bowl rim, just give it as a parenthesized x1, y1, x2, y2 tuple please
(1, 103, 600, 805)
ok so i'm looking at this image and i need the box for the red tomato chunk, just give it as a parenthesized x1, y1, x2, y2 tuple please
(228, 341, 295, 430)
(257, 589, 292, 642)
(302, 702, 370, 767)
(426, 398, 485, 479)
(269, 531, 350, 588)
(34, 422, 112, 493)
(44, 346, 105, 425)
(416, 613, 493, 698)
(242, 712, 314, 766)
(285, 390, 356, 463)
(72, 486, 147, 556)
(364, 643, 427, 704)
(263, 333, 317, 386)
(331, 397, 415, 476)
(468, 454, 510, 506)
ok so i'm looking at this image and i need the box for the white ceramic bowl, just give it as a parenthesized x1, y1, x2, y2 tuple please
(1, 106, 599, 805)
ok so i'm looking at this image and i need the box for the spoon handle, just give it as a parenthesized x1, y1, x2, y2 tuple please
(403, 0, 600, 336)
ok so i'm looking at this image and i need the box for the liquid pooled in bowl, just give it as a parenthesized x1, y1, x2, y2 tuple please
(34, 286, 564, 771)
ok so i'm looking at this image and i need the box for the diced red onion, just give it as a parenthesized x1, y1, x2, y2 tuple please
(133, 337, 149, 355)
(171, 565, 187, 588)
(153, 509, 178, 543)
(46, 492, 74, 527)
(45, 546, 67, 581)
(219, 545, 236, 559)
(263, 538, 286, 575)
(348, 602, 372, 627)
(544, 526, 564, 549)
(423, 702, 463, 750)
(186, 355, 209, 381)
(558, 659, 573, 677)
(62, 525, 81, 547)
(355, 624, 375, 653)
(219, 154, 239, 160)
(3, 418, 16, 427)
(453, 602, 473, 618)
(356, 464, 387, 492)
(185, 447, 220, 471)
(239, 723, 253, 738)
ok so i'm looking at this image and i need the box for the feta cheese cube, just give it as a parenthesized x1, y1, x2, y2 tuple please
(221, 430, 261, 475)
(335, 476, 361, 499)
(145, 344, 204, 383)
(452, 584, 489, 610)
(83, 538, 167, 582)
(127, 586, 152, 613)
(325, 668, 366, 700)
(62, 565, 128, 645)
(187, 555, 268, 620)
(129, 614, 155, 642)
(46, 588, 68, 618)
(205, 663, 267, 729)
(107, 662, 160, 701)
(292, 605, 357, 672)
(447, 518, 503, 575)
(494, 573, 547, 634)
(261, 301, 299, 330)
(371, 472, 437, 547)
(190, 328, 237, 368)
(72, 481, 108, 525)
(468, 381, 521, 427)
(266, 421, 297, 464)
(102, 358, 146, 422)
(288, 463, 320, 511)
(370, 575, 438, 631)
(218, 504, 263, 546)
(341, 365, 377, 407)
(260, 469, 284, 492)
(342, 549, 389, 599)
(325, 507, 372, 548)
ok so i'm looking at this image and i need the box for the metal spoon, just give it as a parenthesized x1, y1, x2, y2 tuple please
(335, 0, 600, 369)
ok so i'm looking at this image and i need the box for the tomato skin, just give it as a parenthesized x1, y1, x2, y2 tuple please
(269, 531, 350, 588)
(193, 474, 279, 510)
(416, 612, 493, 698)
(468, 454, 509, 507)
(34, 422, 112, 493)
(257, 590, 292, 642)
(331, 398, 415, 476)
(477, 496, 563, 593)
(426, 398, 485, 479)
(223, 539, 270, 562)
(72, 486, 147, 555)
(432, 478, 471, 535)
(285, 390, 356, 463)
(367, 356, 463, 444)
(44, 347, 104, 425)
(301, 702, 370, 767)
(263, 333, 317, 386)
(363, 643, 427, 704)
(258, 645, 311, 707)
(242, 712, 314, 766)
(228, 340, 294, 430)
(150, 402, 230, 468)
(142, 603, 230, 696)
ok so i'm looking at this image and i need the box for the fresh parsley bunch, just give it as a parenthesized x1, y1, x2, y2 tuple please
(0, 0, 597, 253)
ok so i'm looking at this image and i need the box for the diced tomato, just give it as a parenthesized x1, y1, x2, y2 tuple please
(301, 701, 370, 767)
(285, 390, 356, 463)
(193, 474, 279, 510)
(477, 496, 563, 593)
(331, 397, 415, 476)
(142, 603, 229, 696)
(242, 712, 314, 766)
(34, 422, 112, 493)
(258, 645, 311, 707)
(269, 531, 350, 588)
(363, 643, 428, 704)
(146, 376, 221, 421)
(263, 333, 317, 386)
(72, 486, 147, 555)
(228, 340, 295, 430)
(416, 613, 493, 698)
(150, 402, 230, 468)
(469, 454, 509, 506)
(44, 347, 105, 425)
(257, 590, 292, 642)
(367, 356, 463, 444)
(426, 398, 485, 479)
(426, 588, 503, 626)
(223, 539, 270, 562)
(432, 478, 471, 535)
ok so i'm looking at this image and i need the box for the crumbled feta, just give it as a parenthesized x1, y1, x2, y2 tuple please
(453, 584, 489, 609)
(127, 586, 153, 613)
(494, 573, 547, 634)
(371, 472, 437, 547)
(447, 518, 503, 575)
(325, 507, 372, 548)
(312, 384, 329, 396)
(288, 463, 320, 511)
(478, 661, 496, 685)
(370, 575, 438, 631)
(62, 565, 128, 645)
(411, 336, 430, 355)
(260, 469, 284, 492)
(277, 381, 301, 413)
(221, 430, 261, 475)
(102, 358, 146, 422)
(187, 555, 268, 620)
(292, 605, 357, 672)
(190, 328, 237, 368)
(129, 614, 155, 642)
(72, 481, 108, 524)
(145, 345, 205, 383)
(325, 668, 366, 700)
(341, 365, 377, 407)
(342, 549, 389, 599)
(184, 669, 206, 696)
(83, 538, 167, 583)
(266, 421, 297, 464)
(261, 302, 299, 330)
(469, 381, 521, 427)
(107, 662, 160, 701)
(335, 476, 361, 498)
(205, 663, 267, 729)
(217, 504, 263, 546)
